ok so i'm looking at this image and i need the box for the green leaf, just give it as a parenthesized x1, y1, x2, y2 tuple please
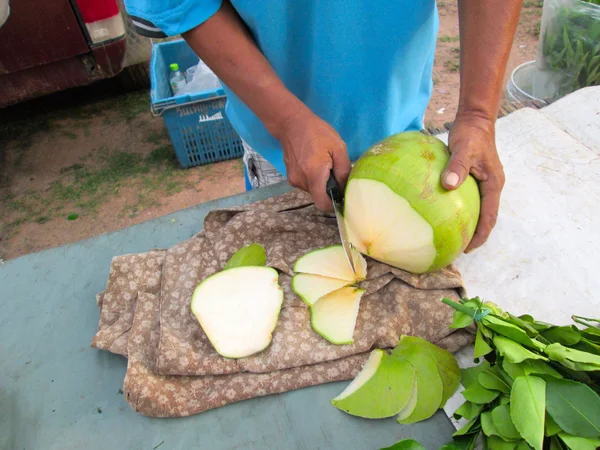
(461, 361, 491, 388)
(558, 433, 600, 450)
(379, 439, 426, 450)
(440, 433, 479, 450)
(453, 401, 483, 421)
(494, 336, 548, 364)
(478, 367, 512, 394)
(485, 435, 519, 450)
(474, 328, 493, 358)
(571, 338, 600, 356)
(449, 299, 479, 329)
(498, 395, 511, 405)
(223, 243, 267, 269)
(549, 436, 566, 450)
(506, 314, 539, 337)
(483, 316, 546, 351)
(581, 327, 600, 344)
(510, 376, 546, 450)
(545, 413, 562, 437)
(514, 441, 533, 450)
(462, 384, 500, 405)
(453, 416, 480, 437)
(481, 411, 503, 438)
(492, 404, 521, 441)
(545, 342, 600, 371)
(502, 359, 562, 380)
(545, 378, 600, 438)
(541, 326, 581, 346)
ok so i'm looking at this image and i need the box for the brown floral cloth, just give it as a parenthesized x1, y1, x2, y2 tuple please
(91, 190, 474, 418)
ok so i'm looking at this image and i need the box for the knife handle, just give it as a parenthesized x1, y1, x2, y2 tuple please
(326, 171, 343, 203)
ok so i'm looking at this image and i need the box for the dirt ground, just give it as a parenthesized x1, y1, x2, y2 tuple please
(0, 1, 543, 261)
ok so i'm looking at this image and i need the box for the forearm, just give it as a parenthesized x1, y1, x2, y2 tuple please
(181, 1, 308, 139)
(457, 0, 523, 124)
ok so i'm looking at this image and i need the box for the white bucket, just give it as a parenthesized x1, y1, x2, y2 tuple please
(506, 60, 562, 104)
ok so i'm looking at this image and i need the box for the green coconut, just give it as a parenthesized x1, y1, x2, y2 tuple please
(344, 131, 481, 274)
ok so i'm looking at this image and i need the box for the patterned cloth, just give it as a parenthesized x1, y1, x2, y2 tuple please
(242, 140, 286, 189)
(91, 190, 474, 418)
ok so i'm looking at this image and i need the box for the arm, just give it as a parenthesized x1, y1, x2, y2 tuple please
(442, 0, 523, 252)
(181, 1, 351, 210)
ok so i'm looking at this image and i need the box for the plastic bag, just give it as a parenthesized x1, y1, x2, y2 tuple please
(178, 58, 222, 95)
(535, 0, 600, 99)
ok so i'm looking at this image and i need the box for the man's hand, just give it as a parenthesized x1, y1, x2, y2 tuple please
(441, 114, 505, 253)
(275, 111, 352, 212)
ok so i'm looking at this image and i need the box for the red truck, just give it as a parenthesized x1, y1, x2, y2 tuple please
(0, 0, 155, 108)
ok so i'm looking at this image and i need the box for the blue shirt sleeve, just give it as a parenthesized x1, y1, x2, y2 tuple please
(124, 0, 223, 36)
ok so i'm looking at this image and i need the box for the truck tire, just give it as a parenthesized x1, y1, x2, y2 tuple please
(116, 62, 150, 90)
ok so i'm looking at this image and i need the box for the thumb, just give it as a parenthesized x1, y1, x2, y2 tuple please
(442, 149, 471, 191)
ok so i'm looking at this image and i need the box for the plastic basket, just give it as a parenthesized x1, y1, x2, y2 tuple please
(149, 39, 244, 168)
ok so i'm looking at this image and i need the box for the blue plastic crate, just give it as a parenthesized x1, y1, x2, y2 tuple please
(149, 39, 244, 168)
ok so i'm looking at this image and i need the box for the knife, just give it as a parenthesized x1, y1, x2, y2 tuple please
(326, 172, 356, 276)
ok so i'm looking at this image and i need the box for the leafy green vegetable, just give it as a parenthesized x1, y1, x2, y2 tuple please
(542, 327, 581, 346)
(492, 404, 521, 441)
(511, 376, 546, 450)
(481, 411, 503, 438)
(545, 413, 562, 437)
(452, 416, 480, 437)
(557, 432, 600, 450)
(485, 435, 519, 450)
(494, 336, 548, 364)
(453, 401, 483, 421)
(474, 328, 493, 358)
(545, 343, 600, 371)
(478, 367, 512, 394)
(502, 359, 562, 380)
(483, 316, 546, 351)
(545, 378, 600, 438)
(379, 439, 426, 450)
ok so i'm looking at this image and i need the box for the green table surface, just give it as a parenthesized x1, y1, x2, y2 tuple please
(0, 182, 455, 450)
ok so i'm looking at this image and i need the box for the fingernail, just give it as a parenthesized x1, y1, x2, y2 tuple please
(445, 172, 459, 187)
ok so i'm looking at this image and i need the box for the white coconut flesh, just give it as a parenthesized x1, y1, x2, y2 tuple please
(190, 266, 283, 359)
(291, 273, 353, 306)
(310, 286, 365, 345)
(344, 178, 437, 274)
(331, 349, 418, 419)
(293, 245, 367, 282)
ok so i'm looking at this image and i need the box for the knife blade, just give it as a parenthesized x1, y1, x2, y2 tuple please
(326, 172, 356, 276)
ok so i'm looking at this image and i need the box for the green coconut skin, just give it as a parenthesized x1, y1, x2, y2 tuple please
(345, 131, 481, 272)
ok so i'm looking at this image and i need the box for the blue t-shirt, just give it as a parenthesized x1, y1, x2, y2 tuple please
(125, 0, 439, 176)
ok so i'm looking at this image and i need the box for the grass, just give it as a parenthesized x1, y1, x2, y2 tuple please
(0, 140, 187, 237)
(439, 35, 460, 43)
(444, 58, 460, 72)
(523, 0, 543, 7)
(531, 19, 541, 38)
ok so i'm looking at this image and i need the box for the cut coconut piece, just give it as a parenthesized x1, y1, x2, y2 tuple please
(344, 132, 480, 274)
(293, 245, 367, 282)
(291, 273, 352, 306)
(310, 286, 365, 345)
(331, 349, 417, 419)
(393, 345, 444, 424)
(190, 266, 283, 359)
(345, 178, 437, 274)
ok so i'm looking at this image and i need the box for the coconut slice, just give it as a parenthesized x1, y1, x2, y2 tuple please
(190, 266, 283, 358)
(345, 178, 437, 274)
(293, 245, 367, 282)
(291, 273, 352, 306)
(393, 344, 444, 424)
(331, 349, 417, 419)
(310, 286, 365, 345)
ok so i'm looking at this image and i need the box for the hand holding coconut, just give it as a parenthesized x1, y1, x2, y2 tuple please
(442, 115, 505, 253)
